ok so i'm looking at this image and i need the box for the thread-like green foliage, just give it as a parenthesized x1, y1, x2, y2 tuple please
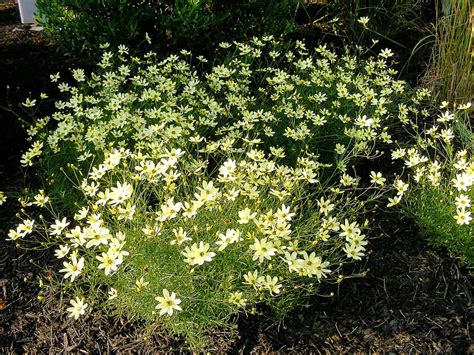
(397, 108, 474, 270)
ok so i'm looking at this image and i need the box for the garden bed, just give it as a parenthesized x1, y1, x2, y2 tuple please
(0, 1, 472, 352)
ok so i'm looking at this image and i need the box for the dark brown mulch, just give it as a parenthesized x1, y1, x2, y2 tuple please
(235, 218, 473, 353)
(0, 2, 472, 353)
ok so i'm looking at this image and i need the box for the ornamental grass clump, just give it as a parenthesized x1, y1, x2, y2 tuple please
(9, 37, 433, 346)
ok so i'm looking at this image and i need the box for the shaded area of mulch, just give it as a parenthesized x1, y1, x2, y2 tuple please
(236, 217, 473, 353)
(0, 2, 472, 352)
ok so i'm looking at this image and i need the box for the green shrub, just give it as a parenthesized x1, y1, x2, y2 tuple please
(10, 37, 434, 347)
(35, 0, 298, 57)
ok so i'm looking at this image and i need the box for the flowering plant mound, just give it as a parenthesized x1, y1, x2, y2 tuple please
(393, 103, 473, 267)
(22, 38, 429, 173)
(9, 37, 442, 346)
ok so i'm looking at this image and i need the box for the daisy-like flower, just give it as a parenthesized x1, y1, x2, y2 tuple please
(313, 257, 331, 280)
(350, 233, 368, 251)
(181, 241, 216, 266)
(96, 250, 119, 276)
(224, 188, 240, 201)
(340, 173, 357, 187)
(135, 277, 150, 292)
(339, 219, 361, 239)
(317, 197, 334, 216)
(108, 181, 133, 205)
(182, 201, 198, 218)
(216, 229, 240, 251)
(219, 159, 236, 178)
(60, 254, 85, 282)
(195, 180, 219, 204)
(392, 148, 406, 160)
(16, 219, 35, 237)
(452, 173, 473, 192)
(107, 238, 129, 264)
(358, 16, 370, 27)
(394, 179, 409, 196)
(54, 245, 70, 259)
(440, 128, 454, 143)
(171, 227, 191, 245)
(454, 157, 468, 171)
(322, 216, 340, 232)
(50, 72, 60, 82)
(458, 102, 472, 110)
(0, 191, 6, 205)
(261, 275, 282, 295)
(72, 68, 86, 82)
(85, 224, 111, 248)
(50, 217, 70, 236)
(275, 204, 295, 222)
(74, 206, 89, 221)
(387, 195, 402, 207)
(370, 171, 386, 186)
(455, 194, 471, 209)
(436, 110, 455, 123)
(238, 207, 257, 224)
(7, 228, 20, 240)
(454, 209, 472, 225)
(155, 289, 182, 316)
(89, 164, 107, 180)
(300, 251, 331, 279)
(284, 251, 300, 273)
(250, 238, 276, 263)
(229, 292, 247, 307)
(243, 270, 259, 289)
(380, 48, 394, 58)
(273, 220, 292, 239)
(158, 198, 182, 221)
(32, 190, 50, 207)
(355, 115, 374, 127)
(343, 243, 365, 260)
(22, 98, 36, 108)
(67, 297, 88, 320)
(334, 143, 345, 155)
(108, 288, 118, 300)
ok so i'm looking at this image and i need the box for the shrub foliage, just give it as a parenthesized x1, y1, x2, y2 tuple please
(35, 0, 297, 57)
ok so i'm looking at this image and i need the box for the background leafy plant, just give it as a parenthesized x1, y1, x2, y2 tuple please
(299, 0, 431, 49)
(35, 0, 298, 58)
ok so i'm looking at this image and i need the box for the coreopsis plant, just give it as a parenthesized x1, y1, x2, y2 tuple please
(8, 37, 434, 346)
(11, 143, 386, 346)
(0, 191, 6, 205)
(393, 102, 473, 267)
(22, 37, 430, 175)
